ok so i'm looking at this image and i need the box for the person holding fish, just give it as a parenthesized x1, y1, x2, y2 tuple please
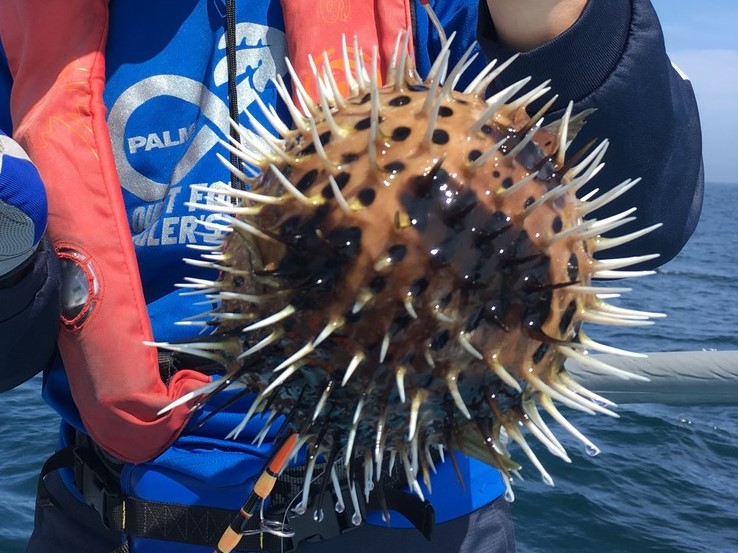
(0, 1, 702, 552)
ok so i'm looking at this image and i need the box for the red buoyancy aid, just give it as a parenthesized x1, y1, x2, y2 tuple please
(0, 0, 415, 464)
(0, 0, 210, 463)
(281, 0, 415, 96)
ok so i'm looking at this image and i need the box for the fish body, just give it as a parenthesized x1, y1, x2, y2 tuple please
(161, 30, 660, 513)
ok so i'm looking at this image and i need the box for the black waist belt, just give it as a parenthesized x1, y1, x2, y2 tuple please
(38, 432, 435, 553)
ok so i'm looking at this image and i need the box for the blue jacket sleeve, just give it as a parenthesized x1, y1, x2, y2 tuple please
(0, 41, 61, 392)
(477, 0, 704, 267)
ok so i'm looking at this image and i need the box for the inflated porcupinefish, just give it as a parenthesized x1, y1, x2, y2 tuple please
(157, 27, 662, 521)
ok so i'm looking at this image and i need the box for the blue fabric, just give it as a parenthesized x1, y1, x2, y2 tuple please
(413, 0, 487, 90)
(0, 129, 47, 245)
(366, 452, 506, 527)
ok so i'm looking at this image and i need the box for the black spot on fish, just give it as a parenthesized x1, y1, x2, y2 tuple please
(559, 300, 577, 336)
(298, 142, 316, 156)
(524, 197, 535, 209)
(355, 117, 371, 131)
(296, 169, 319, 192)
(501, 177, 514, 189)
(319, 131, 331, 145)
(533, 343, 550, 364)
(432, 129, 450, 145)
(384, 161, 405, 174)
(493, 170, 501, 178)
(438, 106, 453, 117)
(552, 216, 563, 233)
(481, 124, 493, 135)
(389, 95, 411, 107)
(358, 188, 376, 207)
(468, 150, 482, 162)
(369, 276, 386, 293)
(567, 253, 579, 282)
(333, 172, 350, 189)
(322, 173, 349, 199)
(391, 127, 411, 142)
(387, 245, 407, 264)
(341, 152, 361, 164)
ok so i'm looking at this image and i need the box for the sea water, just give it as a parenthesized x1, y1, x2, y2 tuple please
(513, 181, 738, 553)
(1, 183, 737, 553)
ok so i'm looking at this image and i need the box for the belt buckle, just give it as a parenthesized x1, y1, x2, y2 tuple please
(73, 446, 121, 530)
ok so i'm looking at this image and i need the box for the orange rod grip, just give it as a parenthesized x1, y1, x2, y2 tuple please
(253, 471, 278, 499)
(215, 526, 242, 553)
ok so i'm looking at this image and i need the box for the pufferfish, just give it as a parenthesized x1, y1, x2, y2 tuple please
(157, 27, 662, 522)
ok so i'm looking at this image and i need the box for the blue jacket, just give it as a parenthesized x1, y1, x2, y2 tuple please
(0, 0, 703, 551)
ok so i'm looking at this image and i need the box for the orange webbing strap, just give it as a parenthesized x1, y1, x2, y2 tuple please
(280, 0, 415, 98)
(0, 0, 210, 462)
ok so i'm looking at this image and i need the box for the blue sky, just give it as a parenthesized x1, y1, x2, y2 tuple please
(652, 0, 738, 184)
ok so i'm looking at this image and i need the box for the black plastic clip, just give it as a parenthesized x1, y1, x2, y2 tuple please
(73, 446, 122, 531)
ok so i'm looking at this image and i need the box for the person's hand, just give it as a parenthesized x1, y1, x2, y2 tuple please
(0, 130, 47, 277)
(485, 0, 588, 51)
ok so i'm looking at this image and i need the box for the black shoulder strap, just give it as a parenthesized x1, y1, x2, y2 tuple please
(36, 446, 76, 509)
